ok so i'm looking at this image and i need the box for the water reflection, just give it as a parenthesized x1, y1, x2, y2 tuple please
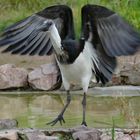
(0, 93, 140, 129)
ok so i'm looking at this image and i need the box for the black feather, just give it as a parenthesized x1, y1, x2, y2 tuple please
(0, 5, 74, 56)
(81, 4, 140, 84)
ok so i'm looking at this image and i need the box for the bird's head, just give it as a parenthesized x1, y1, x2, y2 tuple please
(37, 20, 64, 57)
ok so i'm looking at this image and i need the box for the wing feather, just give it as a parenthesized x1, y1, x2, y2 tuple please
(3, 16, 33, 34)
(97, 13, 140, 56)
(82, 4, 140, 84)
(0, 16, 42, 47)
(39, 39, 52, 56)
(0, 5, 74, 56)
(21, 32, 45, 55)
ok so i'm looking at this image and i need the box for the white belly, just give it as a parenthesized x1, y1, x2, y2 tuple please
(57, 52, 92, 92)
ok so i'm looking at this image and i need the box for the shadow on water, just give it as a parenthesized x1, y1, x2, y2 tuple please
(0, 88, 140, 129)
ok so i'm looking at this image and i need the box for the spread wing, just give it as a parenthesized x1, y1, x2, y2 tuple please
(81, 4, 140, 84)
(0, 5, 75, 56)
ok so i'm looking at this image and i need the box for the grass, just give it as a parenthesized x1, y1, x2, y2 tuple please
(0, 0, 140, 37)
(112, 118, 115, 140)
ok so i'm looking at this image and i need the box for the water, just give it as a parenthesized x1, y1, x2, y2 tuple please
(0, 86, 140, 130)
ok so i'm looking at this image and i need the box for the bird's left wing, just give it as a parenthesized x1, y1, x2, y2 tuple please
(0, 5, 75, 56)
(82, 4, 140, 57)
(81, 4, 140, 84)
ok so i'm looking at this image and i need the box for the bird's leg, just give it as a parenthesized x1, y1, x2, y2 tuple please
(47, 90, 71, 126)
(81, 92, 87, 126)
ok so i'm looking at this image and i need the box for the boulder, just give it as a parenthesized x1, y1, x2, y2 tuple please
(100, 132, 136, 140)
(25, 130, 59, 140)
(0, 130, 18, 140)
(23, 130, 44, 140)
(72, 125, 101, 140)
(0, 126, 137, 140)
(28, 63, 61, 90)
(116, 134, 135, 140)
(0, 64, 28, 89)
(100, 134, 112, 140)
(110, 52, 140, 85)
(0, 119, 18, 130)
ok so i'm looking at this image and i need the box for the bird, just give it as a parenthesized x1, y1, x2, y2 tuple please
(0, 4, 140, 126)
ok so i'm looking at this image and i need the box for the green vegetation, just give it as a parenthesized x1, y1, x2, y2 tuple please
(112, 118, 115, 140)
(0, 0, 140, 36)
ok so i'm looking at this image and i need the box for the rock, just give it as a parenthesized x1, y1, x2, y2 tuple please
(25, 130, 45, 140)
(116, 134, 134, 140)
(0, 64, 28, 89)
(120, 71, 140, 85)
(100, 132, 136, 140)
(0, 127, 137, 140)
(72, 125, 101, 140)
(0, 130, 18, 140)
(0, 119, 18, 130)
(25, 130, 59, 140)
(45, 136, 59, 140)
(109, 53, 140, 85)
(100, 134, 112, 140)
(28, 63, 61, 90)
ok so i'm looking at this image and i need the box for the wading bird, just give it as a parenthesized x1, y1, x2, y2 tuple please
(0, 4, 140, 126)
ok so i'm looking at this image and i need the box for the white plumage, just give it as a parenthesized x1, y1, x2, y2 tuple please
(49, 24, 96, 93)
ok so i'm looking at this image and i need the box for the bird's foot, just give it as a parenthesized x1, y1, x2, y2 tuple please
(46, 114, 65, 126)
(81, 121, 87, 126)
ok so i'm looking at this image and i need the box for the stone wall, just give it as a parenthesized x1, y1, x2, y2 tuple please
(0, 119, 137, 140)
(0, 52, 140, 90)
(110, 52, 140, 86)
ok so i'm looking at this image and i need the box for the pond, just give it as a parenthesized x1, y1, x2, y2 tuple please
(0, 86, 140, 130)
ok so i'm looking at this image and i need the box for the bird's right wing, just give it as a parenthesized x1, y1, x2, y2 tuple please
(0, 5, 75, 56)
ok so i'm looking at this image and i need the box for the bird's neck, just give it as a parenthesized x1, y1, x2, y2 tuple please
(62, 38, 85, 64)
(49, 24, 85, 64)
